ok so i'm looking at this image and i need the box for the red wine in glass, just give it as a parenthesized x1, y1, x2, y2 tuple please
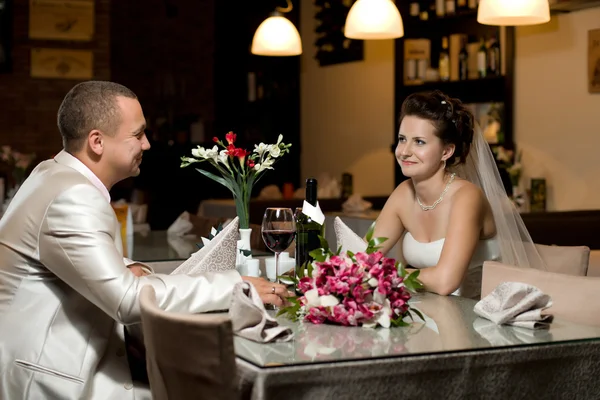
(262, 230, 295, 253)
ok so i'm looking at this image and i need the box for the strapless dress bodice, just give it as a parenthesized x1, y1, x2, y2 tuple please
(402, 232, 501, 299)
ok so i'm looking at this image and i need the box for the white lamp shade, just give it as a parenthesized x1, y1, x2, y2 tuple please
(477, 0, 550, 26)
(344, 0, 404, 40)
(251, 15, 302, 56)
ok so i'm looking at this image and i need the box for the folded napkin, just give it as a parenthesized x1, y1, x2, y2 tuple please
(334, 216, 368, 254)
(474, 282, 553, 330)
(228, 281, 293, 343)
(342, 194, 373, 213)
(170, 217, 239, 275)
(167, 211, 195, 237)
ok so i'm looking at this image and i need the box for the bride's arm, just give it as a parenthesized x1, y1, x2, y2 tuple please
(413, 185, 486, 295)
(367, 181, 408, 255)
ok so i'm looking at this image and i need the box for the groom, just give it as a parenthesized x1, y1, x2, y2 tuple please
(0, 81, 287, 400)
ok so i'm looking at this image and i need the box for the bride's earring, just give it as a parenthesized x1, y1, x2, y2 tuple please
(441, 159, 446, 169)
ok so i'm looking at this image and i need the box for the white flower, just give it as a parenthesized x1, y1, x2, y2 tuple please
(254, 158, 275, 173)
(204, 146, 219, 162)
(368, 277, 378, 287)
(253, 143, 269, 157)
(191, 145, 219, 161)
(191, 146, 205, 158)
(277, 134, 283, 145)
(375, 299, 392, 328)
(218, 149, 229, 166)
(268, 144, 281, 158)
(304, 289, 339, 308)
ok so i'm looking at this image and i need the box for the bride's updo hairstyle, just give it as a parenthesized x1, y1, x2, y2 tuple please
(399, 90, 475, 166)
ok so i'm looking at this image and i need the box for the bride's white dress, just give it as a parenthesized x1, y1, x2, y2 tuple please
(402, 232, 501, 299)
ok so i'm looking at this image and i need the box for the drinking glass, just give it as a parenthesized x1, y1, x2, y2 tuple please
(261, 208, 296, 283)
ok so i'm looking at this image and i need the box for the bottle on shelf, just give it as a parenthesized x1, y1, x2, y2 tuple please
(419, 0, 429, 20)
(439, 36, 450, 82)
(410, 1, 420, 17)
(477, 37, 487, 78)
(456, 0, 467, 11)
(294, 178, 323, 294)
(435, 0, 445, 17)
(445, 0, 455, 15)
(459, 37, 469, 80)
(488, 34, 501, 76)
(468, 0, 477, 9)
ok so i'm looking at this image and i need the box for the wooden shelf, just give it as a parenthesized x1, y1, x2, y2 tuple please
(550, 0, 600, 13)
(400, 77, 506, 104)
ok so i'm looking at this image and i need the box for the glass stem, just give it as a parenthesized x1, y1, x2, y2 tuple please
(274, 251, 280, 283)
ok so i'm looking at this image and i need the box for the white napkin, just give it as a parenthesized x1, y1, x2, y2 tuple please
(170, 217, 239, 275)
(334, 216, 367, 254)
(129, 203, 148, 224)
(228, 281, 293, 343)
(167, 211, 194, 237)
(474, 282, 553, 330)
(342, 193, 373, 213)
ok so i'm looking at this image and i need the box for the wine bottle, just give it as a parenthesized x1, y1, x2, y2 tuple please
(410, 1, 420, 17)
(435, 0, 445, 17)
(488, 34, 501, 76)
(439, 36, 450, 82)
(477, 37, 487, 78)
(445, 0, 455, 15)
(459, 37, 469, 80)
(294, 178, 323, 293)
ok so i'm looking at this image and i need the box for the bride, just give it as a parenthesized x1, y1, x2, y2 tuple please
(373, 90, 545, 299)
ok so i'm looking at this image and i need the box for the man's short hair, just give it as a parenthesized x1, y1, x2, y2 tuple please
(57, 81, 137, 153)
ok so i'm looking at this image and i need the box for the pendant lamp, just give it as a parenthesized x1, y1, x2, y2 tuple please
(477, 0, 550, 26)
(251, 0, 302, 56)
(344, 0, 404, 40)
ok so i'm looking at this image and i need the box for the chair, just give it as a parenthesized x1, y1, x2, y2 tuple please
(481, 261, 600, 326)
(139, 285, 238, 400)
(533, 243, 590, 276)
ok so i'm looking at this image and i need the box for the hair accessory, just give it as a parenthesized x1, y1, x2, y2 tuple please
(441, 100, 447, 104)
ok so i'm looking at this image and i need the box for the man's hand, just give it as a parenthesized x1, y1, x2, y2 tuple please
(127, 263, 150, 277)
(242, 276, 289, 307)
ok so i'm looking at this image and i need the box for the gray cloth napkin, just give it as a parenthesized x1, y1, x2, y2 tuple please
(474, 282, 553, 329)
(228, 281, 294, 343)
(473, 318, 554, 346)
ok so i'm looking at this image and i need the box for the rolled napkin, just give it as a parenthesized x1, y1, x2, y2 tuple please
(474, 282, 553, 330)
(170, 217, 239, 275)
(334, 216, 367, 254)
(342, 193, 373, 213)
(229, 281, 293, 343)
(167, 211, 194, 237)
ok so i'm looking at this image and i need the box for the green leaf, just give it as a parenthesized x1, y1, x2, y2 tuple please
(336, 245, 342, 256)
(239, 249, 252, 257)
(296, 263, 305, 279)
(347, 250, 355, 259)
(307, 261, 314, 278)
(309, 248, 327, 262)
(390, 317, 410, 327)
(278, 275, 295, 286)
(318, 235, 330, 252)
(370, 237, 388, 247)
(410, 308, 425, 322)
(365, 221, 376, 242)
(195, 168, 235, 193)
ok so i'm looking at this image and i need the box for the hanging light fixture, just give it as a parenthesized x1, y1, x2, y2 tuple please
(477, 0, 550, 26)
(251, 0, 302, 56)
(344, 0, 404, 40)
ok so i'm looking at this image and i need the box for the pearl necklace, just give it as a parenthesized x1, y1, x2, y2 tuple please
(416, 173, 456, 211)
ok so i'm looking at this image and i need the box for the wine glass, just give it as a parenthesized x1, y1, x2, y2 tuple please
(261, 208, 296, 284)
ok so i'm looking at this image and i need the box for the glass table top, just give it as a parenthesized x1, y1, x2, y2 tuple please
(234, 293, 600, 368)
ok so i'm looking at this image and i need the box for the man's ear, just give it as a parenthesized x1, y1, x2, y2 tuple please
(88, 130, 104, 156)
(442, 143, 456, 162)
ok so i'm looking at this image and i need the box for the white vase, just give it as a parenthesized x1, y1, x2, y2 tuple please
(236, 228, 253, 274)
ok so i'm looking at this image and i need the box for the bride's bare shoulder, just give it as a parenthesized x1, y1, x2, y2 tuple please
(451, 178, 487, 207)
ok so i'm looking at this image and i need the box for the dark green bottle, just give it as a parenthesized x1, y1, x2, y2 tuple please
(294, 178, 322, 293)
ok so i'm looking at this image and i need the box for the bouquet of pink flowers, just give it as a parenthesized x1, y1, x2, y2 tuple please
(279, 225, 423, 328)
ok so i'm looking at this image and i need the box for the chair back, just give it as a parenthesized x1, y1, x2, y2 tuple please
(139, 285, 237, 400)
(533, 243, 590, 276)
(482, 261, 600, 326)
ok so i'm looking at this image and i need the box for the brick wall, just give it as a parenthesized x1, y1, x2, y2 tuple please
(0, 0, 111, 161)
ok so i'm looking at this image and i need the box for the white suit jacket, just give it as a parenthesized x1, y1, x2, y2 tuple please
(0, 151, 241, 399)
